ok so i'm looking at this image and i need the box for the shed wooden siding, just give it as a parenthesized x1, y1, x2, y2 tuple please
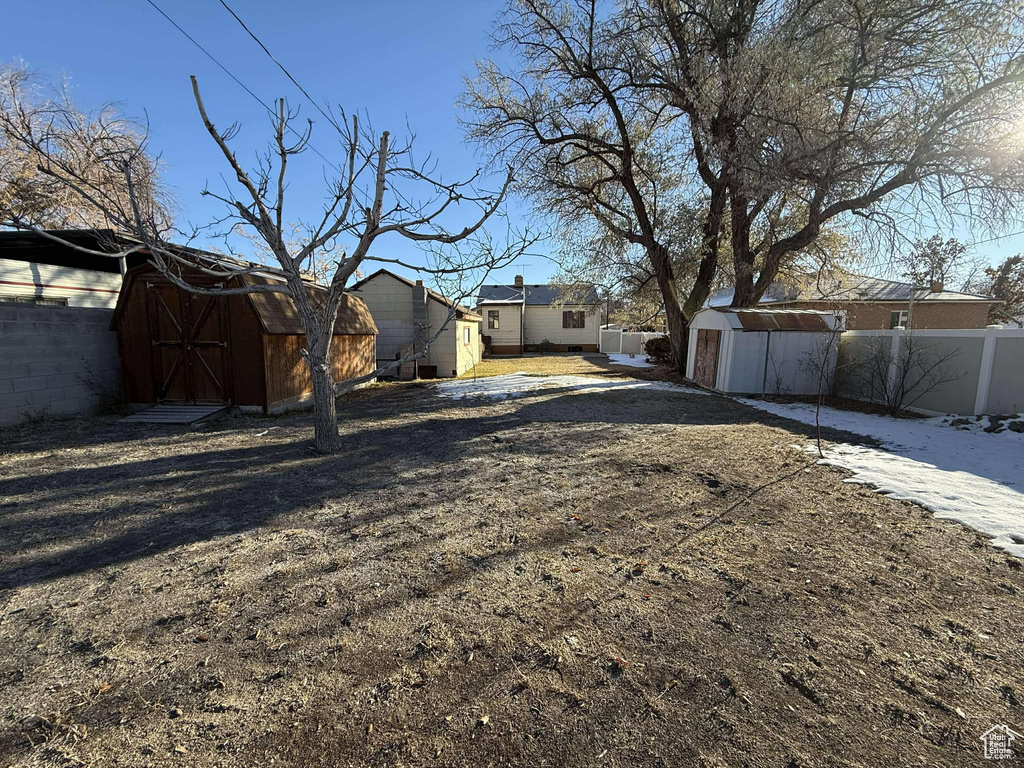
(264, 334, 375, 406)
(113, 273, 266, 406)
(112, 264, 377, 411)
(0, 258, 122, 309)
(523, 304, 600, 347)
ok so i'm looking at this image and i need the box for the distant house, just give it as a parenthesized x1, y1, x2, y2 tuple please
(476, 275, 601, 354)
(350, 268, 482, 378)
(709, 273, 999, 330)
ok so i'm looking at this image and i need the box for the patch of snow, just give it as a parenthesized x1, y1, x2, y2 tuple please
(435, 373, 709, 401)
(737, 399, 1024, 558)
(607, 354, 655, 368)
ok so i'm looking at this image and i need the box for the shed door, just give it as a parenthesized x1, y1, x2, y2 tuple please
(146, 281, 230, 403)
(693, 329, 721, 388)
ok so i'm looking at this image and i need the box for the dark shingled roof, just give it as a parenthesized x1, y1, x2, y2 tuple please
(477, 283, 600, 305)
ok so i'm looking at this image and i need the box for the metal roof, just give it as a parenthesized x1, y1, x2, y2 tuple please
(708, 272, 996, 306)
(700, 307, 839, 332)
(477, 283, 600, 305)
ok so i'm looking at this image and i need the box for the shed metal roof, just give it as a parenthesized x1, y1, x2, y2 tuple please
(700, 307, 838, 332)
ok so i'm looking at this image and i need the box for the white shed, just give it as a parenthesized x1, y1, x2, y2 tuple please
(686, 308, 843, 395)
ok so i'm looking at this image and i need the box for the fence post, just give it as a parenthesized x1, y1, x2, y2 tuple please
(886, 328, 903, 404)
(973, 324, 1003, 415)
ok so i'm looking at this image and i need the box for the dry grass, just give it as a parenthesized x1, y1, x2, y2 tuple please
(0, 380, 1021, 767)
(460, 355, 618, 379)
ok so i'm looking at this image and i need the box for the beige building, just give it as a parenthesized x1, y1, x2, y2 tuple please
(350, 269, 482, 378)
(476, 275, 601, 354)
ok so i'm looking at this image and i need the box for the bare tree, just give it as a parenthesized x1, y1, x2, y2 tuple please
(464, 0, 1024, 372)
(461, 0, 705, 371)
(0, 63, 171, 230)
(849, 333, 965, 416)
(973, 254, 1024, 325)
(895, 236, 985, 292)
(638, 0, 1024, 307)
(1, 76, 529, 452)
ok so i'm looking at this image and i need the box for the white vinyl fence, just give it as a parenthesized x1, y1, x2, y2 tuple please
(838, 326, 1024, 416)
(600, 329, 665, 355)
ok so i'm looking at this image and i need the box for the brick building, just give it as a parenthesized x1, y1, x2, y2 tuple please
(709, 273, 998, 330)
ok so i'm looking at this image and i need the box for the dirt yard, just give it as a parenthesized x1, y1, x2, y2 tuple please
(1, 379, 1022, 767)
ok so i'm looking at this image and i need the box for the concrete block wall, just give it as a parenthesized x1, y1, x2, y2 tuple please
(0, 303, 120, 426)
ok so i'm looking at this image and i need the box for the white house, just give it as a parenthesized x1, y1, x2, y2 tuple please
(350, 268, 482, 378)
(475, 275, 601, 354)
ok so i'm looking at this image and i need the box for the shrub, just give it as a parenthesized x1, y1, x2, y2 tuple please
(643, 335, 671, 365)
(538, 338, 557, 353)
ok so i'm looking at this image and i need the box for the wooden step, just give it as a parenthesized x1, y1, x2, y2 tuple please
(119, 404, 228, 424)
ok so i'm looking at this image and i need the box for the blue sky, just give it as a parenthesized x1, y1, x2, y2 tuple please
(6, 0, 1023, 289)
(6, 0, 546, 286)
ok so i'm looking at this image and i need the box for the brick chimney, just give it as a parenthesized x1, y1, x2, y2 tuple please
(514, 274, 524, 288)
(930, 280, 944, 293)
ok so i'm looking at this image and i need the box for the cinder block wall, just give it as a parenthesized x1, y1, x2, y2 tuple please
(0, 304, 120, 426)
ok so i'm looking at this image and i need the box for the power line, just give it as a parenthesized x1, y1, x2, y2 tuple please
(968, 229, 1024, 247)
(214, 0, 345, 135)
(143, 0, 342, 174)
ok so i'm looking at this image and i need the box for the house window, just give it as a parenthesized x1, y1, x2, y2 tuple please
(463, 326, 471, 344)
(488, 310, 499, 329)
(0, 295, 69, 307)
(889, 310, 909, 329)
(562, 310, 585, 329)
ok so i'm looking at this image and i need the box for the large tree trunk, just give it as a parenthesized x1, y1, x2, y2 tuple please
(308, 351, 341, 454)
(649, 243, 688, 374)
(729, 192, 758, 308)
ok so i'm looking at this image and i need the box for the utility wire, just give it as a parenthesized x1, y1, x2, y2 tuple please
(214, 0, 345, 135)
(143, 0, 342, 174)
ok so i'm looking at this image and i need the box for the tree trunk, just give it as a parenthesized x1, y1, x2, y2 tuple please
(649, 243, 688, 374)
(729, 192, 757, 308)
(309, 353, 341, 453)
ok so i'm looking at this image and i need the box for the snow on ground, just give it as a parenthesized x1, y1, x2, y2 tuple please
(435, 372, 709, 401)
(607, 354, 655, 368)
(737, 398, 1024, 558)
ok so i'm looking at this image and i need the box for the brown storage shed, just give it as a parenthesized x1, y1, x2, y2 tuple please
(111, 263, 377, 413)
